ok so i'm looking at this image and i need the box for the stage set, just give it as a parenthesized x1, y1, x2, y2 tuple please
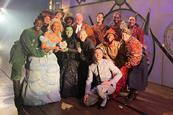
(0, 0, 173, 115)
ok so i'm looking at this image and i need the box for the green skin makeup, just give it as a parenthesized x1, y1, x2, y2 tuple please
(65, 26, 73, 38)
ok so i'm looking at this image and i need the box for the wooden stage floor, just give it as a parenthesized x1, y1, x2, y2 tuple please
(21, 83, 173, 115)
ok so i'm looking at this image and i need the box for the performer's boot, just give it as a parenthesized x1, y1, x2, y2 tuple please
(127, 88, 137, 101)
(13, 80, 23, 115)
(100, 98, 107, 108)
(98, 96, 108, 109)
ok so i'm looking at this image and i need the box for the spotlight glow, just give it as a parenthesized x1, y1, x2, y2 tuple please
(0, 8, 7, 23)
(0, 12, 5, 23)
(0, 8, 5, 12)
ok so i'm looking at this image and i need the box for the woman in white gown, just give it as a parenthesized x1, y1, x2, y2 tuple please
(22, 19, 63, 106)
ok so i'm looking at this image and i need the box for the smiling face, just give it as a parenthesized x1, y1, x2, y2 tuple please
(34, 19, 43, 31)
(75, 13, 83, 25)
(94, 48, 103, 61)
(128, 16, 136, 27)
(44, 15, 51, 25)
(65, 17, 73, 25)
(55, 12, 63, 20)
(122, 31, 131, 42)
(96, 13, 104, 24)
(113, 12, 121, 24)
(79, 30, 88, 42)
(107, 33, 115, 43)
(51, 21, 61, 33)
(65, 26, 73, 38)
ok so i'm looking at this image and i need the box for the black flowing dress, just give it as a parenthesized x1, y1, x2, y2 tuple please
(59, 35, 80, 98)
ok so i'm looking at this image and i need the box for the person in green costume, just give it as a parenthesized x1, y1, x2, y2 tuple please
(9, 18, 45, 114)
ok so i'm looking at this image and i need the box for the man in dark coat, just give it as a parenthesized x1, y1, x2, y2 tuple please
(77, 30, 95, 98)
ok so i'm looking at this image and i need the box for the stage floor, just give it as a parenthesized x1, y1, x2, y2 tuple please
(0, 70, 18, 115)
(0, 70, 173, 115)
(22, 83, 173, 115)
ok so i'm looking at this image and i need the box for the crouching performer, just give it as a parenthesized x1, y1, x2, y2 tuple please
(83, 48, 122, 108)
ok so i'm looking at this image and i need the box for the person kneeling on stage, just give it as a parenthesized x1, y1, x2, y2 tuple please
(83, 48, 122, 108)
